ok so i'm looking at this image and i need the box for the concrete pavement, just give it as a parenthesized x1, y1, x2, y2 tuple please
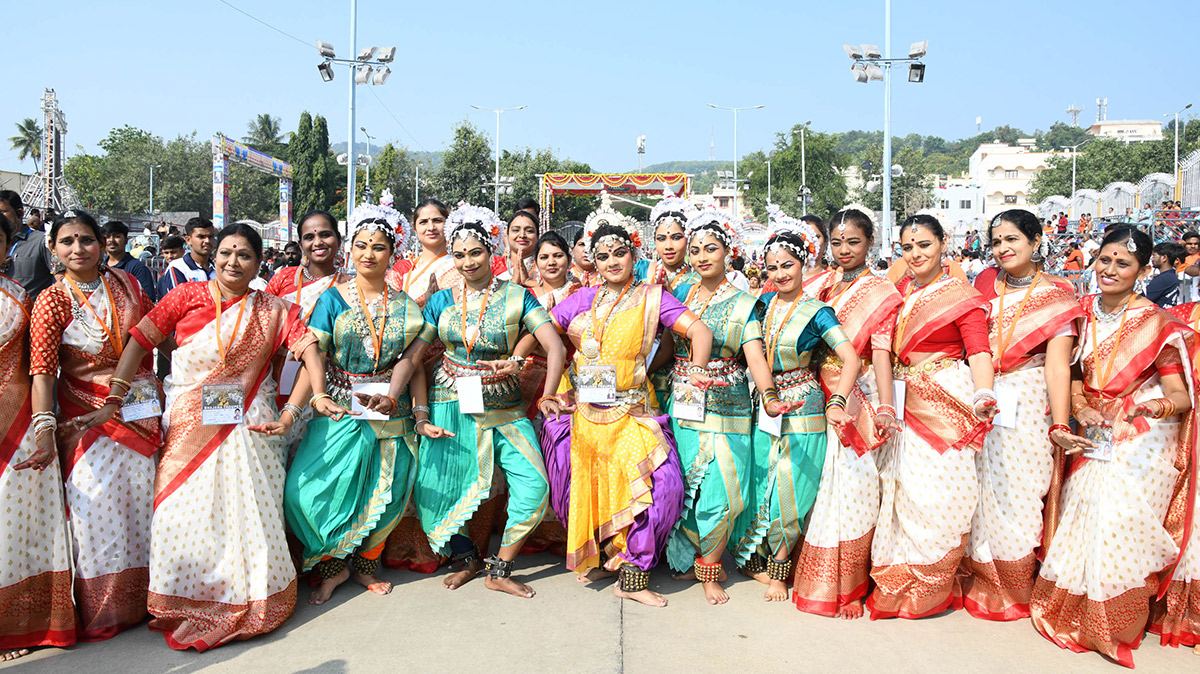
(5, 551, 1193, 673)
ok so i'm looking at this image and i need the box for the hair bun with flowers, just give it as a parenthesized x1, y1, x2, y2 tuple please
(650, 188, 697, 229)
(685, 206, 744, 261)
(348, 202, 412, 265)
(446, 202, 505, 255)
(583, 191, 641, 258)
(764, 204, 819, 266)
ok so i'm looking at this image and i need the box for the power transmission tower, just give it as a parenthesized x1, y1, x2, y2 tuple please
(1095, 98, 1108, 122)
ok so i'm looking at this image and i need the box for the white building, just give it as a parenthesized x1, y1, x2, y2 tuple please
(930, 178, 985, 241)
(1086, 119, 1163, 144)
(968, 141, 1057, 222)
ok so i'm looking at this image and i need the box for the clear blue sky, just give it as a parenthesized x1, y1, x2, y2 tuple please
(2, 0, 1197, 175)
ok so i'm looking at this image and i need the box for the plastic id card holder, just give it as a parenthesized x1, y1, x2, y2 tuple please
(577, 365, 617, 404)
(279, 358, 302, 396)
(352, 382, 391, 421)
(201, 382, 245, 426)
(456, 376, 485, 414)
(671, 382, 706, 422)
(1083, 425, 1114, 462)
(121, 375, 161, 422)
(758, 404, 783, 437)
(993, 381, 1019, 428)
(892, 381, 906, 421)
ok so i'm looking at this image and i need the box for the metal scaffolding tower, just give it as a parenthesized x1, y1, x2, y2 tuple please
(20, 89, 82, 214)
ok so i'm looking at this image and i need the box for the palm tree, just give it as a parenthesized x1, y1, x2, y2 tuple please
(8, 118, 42, 171)
(243, 114, 284, 147)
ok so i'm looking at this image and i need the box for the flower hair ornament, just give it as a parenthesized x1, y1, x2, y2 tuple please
(832, 203, 876, 236)
(348, 203, 412, 265)
(763, 206, 819, 266)
(583, 191, 641, 259)
(445, 202, 505, 255)
(684, 206, 744, 262)
(650, 188, 697, 231)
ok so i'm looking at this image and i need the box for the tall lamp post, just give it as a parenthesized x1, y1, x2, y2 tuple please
(315, 0, 395, 221)
(796, 120, 812, 215)
(842, 4, 927, 254)
(1066, 138, 1092, 214)
(708, 103, 764, 221)
(360, 126, 376, 200)
(1166, 103, 1193, 201)
(471, 104, 526, 214)
(145, 163, 160, 217)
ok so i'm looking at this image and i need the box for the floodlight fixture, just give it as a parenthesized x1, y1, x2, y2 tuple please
(891, 164, 904, 178)
(861, 44, 881, 59)
(376, 47, 396, 63)
(355, 65, 373, 84)
(317, 41, 336, 58)
(336, 153, 349, 165)
(372, 66, 391, 85)
(909, 40, 928, 58)
(908, 63, 926, 83)
(357, 47, 377, 61)
(317, 62, 335, 82)
(843, 44, 863, 59)
(851, 62, 868, 83)
(866, 64, 884, 81)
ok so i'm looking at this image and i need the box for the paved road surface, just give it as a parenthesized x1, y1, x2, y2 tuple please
(6, 551, 1193, 673)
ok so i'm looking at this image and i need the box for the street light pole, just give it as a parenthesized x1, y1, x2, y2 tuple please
(346, 0, 357, 212)
(708, 103, 764, 221)
(882, 0, 892, 247)
(147, 163, 160, 216)
(1066, 139, 1092, 215)
(471, 105, 526, 213)
(1169, 103, 1193, 200)
(799, 121, 811, 215)
(360, 126, 375, 195)
(767, 159, 772, 205)
(414, 165, 419, 205)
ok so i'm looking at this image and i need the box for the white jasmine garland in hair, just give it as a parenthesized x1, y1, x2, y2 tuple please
(650, 188, 697, 228)
(684, 207, 744, 261)
(348, 203, 412, 265)
(583, 191, 641, 259)
(445, 202, 505, 255)
(763, 211, 818, 265)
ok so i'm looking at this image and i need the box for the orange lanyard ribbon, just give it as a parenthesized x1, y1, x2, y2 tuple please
(209, 281, 248, 365)
(994, 272, 1041, 366)
(589, 278, 634, 344)
(65, 274, 123, 356)
(460, 281, 495, 360)
(356, 281, 389, 366)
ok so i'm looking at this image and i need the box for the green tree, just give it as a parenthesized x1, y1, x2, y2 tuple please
(65, 127, 211, 217)
(244, 113, 284, 146)
(289, 112, 335, 220)
(1028, 138, 1174, 202)
(853, 143, 934, 219)
(1038, 122, 1092, 151)
(8, 118, 42, 171)
(369, 142, 429, 217)
(740, 127, 847, 222)
(431, 120, 492, 207)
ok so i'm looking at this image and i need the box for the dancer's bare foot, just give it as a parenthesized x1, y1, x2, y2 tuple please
(310, 566, 350, 605)
(444, 560, 482, 590)
(484, 574, 535, 598)
(1, 649, 30, 661)
(352, 571, 393, 595)
(739, 567, 770, 585)
(764, 579, 789, 602)
(702, 580, 729, 605)
(577, 567, 616, 584)
(837, 599, 864, 620)
(614, 586, 668, 607)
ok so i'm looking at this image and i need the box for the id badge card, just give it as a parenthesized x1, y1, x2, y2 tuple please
(121, 375, 161, 422)
(758, 404, 783, 437)
(892, 381, 907, 421)
(279, 357, 302, 396)
(577, 365, 617, 404)
(1083, 425, 1114, 462)
(456, 375, 485, 414)
(672, 382, 706, 423)
(993, 381, 1019, 428)
(352, 382, 391, 421)
(201, 382, 245, 426)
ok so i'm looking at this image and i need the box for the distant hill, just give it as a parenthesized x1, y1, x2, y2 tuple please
(637, 160, 732, 175)
(330, 142, 442, 169)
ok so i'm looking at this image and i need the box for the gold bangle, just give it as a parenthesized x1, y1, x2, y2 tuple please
(309, 393, 333, 409)
(110, 377, 133, 391)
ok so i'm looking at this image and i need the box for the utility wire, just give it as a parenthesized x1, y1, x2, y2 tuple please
(218, 0, 315, 51)
(217, 0, 431, 153)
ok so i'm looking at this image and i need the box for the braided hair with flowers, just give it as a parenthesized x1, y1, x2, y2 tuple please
(445, 202, 505, 255)
(684, 206, 744, 264)
(583, 191, 642, 260)
(348, 202, 412, 266)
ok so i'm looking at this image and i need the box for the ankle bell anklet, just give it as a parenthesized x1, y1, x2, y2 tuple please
(482, 555, 514, 579)
(316, 557, 347, 579)
(742, 553, 767, 574)
(449, 545, 480, 570)
(352, 554, 379, 576)
(693, 556, 723, 584)
(766, 557, 793, 582)
(618, 563, 650, 592)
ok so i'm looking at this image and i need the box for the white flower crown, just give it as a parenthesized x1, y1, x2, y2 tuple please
(445, 202, 505, 255)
